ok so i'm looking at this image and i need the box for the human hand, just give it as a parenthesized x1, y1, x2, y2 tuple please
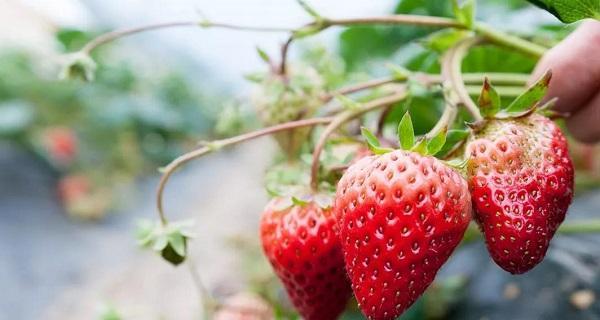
(531, 20, 600, 143)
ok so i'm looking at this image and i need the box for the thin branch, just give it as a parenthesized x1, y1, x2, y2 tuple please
(81, 20, 292, 54)
(309, 88, 409, 191)
(325, 15, 463, 28)
(441, 37, 484, 122)
(474, 23, 547, 58)
(156, 117, 332, 225)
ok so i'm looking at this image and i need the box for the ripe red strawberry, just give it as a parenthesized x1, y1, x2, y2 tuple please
(43, 127, 78, 166)
(334, 150, 471, 319)
(465, 114, 574, 274)
(260, 197, 352, 320)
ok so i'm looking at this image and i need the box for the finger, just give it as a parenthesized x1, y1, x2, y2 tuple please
(566, 90, 600, 143)
(531, 20, 600, 113)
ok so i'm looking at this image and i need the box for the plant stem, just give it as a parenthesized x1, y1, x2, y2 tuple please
(441, 37, 484, 122)
(474, 23, 548, 58)
(156, 117, 333, 225)
(81, 20, 291, 54)
(325, 15, 462, 28)
(309, 88, 409, 191)
(327, 72, 528, 101)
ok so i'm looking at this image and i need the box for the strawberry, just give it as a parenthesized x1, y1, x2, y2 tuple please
(43, 127, 78, 166)
(334, 115, 471, 320)
(260, 197, 352, 320)
(465, 113, 574, 274)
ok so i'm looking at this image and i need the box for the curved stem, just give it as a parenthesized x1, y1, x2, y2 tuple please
(81, 20, 291, 54)
(441, 37, 484, 122)
(325, 15, 462, 28)
(309, 88, 409, 191)
(327, 72, 529, 102)
(156, 117, 332, 225)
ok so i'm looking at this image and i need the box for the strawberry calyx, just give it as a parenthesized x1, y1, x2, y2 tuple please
(477, 69, 554, 122)
(269, 191, 334, 212)
(361, 112, 453, 157)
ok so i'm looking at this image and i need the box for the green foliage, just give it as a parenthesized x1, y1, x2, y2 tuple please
(478, 78, 501, 118)
(504, 70, 551, 114)
(398, 112, 415, 150)
(527, 0, 600, 23)
(0, 28, 218, 219)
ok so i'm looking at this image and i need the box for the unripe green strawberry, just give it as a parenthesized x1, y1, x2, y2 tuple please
(335, 150, 471, 319)
(465, 114, 574, 274)
(252, 65, 325, 157)
(260, 197, 352, 320)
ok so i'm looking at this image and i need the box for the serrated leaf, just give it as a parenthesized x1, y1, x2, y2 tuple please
(398, 112, 415, 150)
(478, 78, 501, 118)
(361, 127, 393, 155)
(527, 0, 600, 23)
(505, 70, 552, 114)
(452, 0, 476, 29)
(437, 129, 470, 156)
(426, 127, 447, 156)
(168, 232, 187, 256)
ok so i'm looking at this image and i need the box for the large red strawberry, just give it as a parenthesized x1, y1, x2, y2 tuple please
(260, 197, 352, 320)
(465, 114, 574, 274)
(334, 118, 471, 320)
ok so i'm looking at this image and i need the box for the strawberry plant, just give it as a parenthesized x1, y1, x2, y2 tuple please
(62, 0, 600, 319)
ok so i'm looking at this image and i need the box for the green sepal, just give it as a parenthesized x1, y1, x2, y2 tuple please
(478, 78, 501, 118)
(256, 47, 271, 64)
(503, 70, 552, 116)
(452, 0, 476, 29)
(398, 112, 415, 150)
(291, 195, 310, 206)
(296, 0, 322, 19)
(59, 52, 97, 82)
(136, 220, 195, 267)
(411, 138, 428, 154)
(361, 127, 393, 155)
(426, 127, 448, 156)
(437, 129, 470, 157)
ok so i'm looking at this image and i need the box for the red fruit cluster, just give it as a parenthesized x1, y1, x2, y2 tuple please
(466, 114, 574, 274)
(335, 151, 471, 319)
(259, 114, 574, 320)
(44, 127, 78, 166)
(260, 198, 352, 320)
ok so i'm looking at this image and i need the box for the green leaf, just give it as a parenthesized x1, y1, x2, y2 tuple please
(398, 112, 415, 150)
(411, 138, 428, 154)
(526, 0, 600, 23)
(152, 234, 169, 251)
(256, 47, 271, 63)
(168, 232, 187, 256)
(452, 0, 476, 29)
(437, 129, 470, 156)
(361, 127, 393, 155)
(296, 0, 322, 19)
(426, 127, 448, 156)
(478, 78, 501, 118)
(504, 70, 552, 114)
(421, 29, 470, 53)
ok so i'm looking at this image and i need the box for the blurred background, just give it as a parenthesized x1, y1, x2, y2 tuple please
(1, 0, 600, 319)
